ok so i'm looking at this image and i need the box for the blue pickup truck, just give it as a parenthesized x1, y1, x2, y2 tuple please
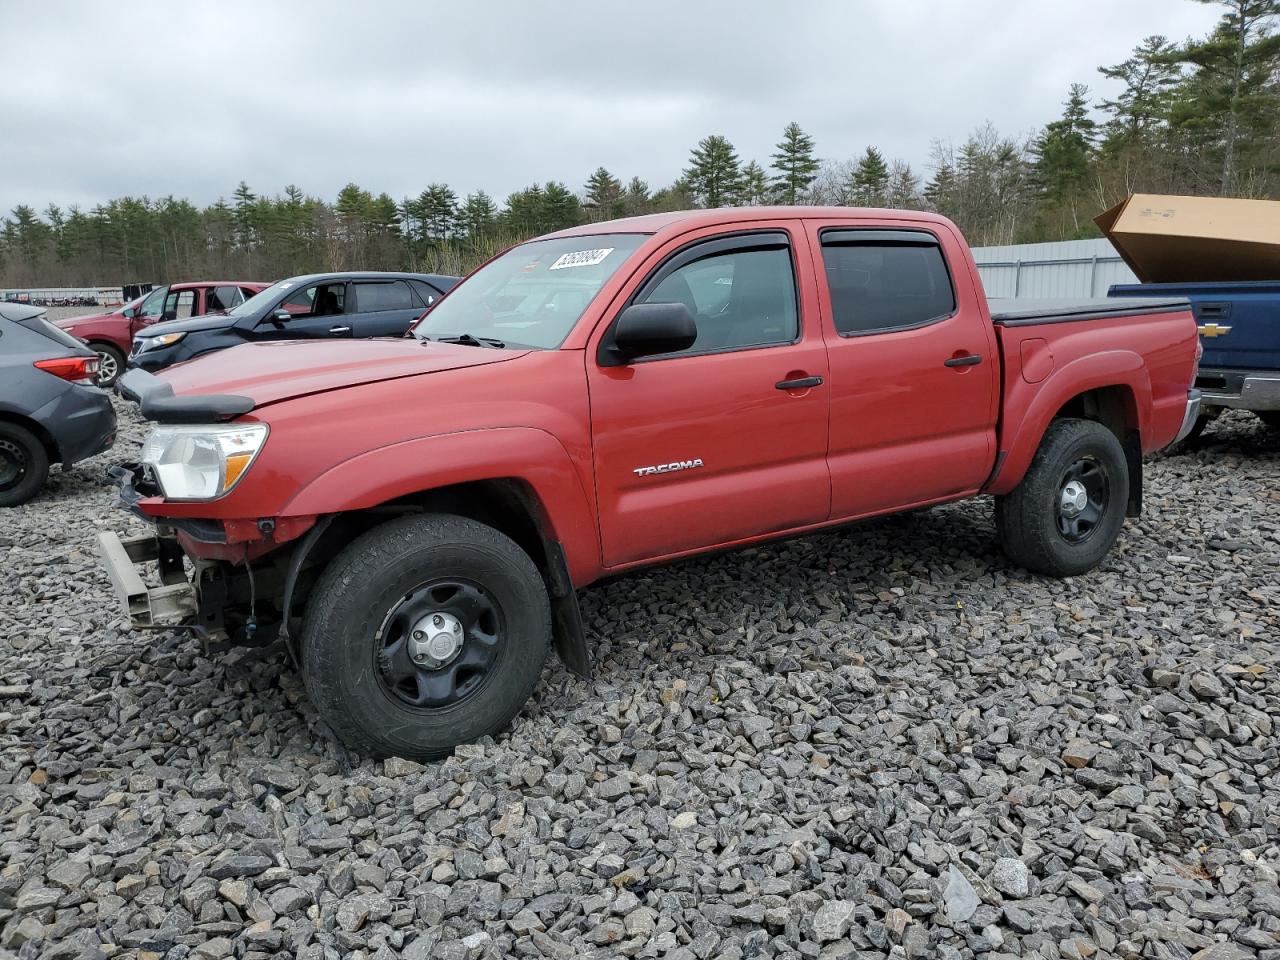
(1110, 281, 1280, 439)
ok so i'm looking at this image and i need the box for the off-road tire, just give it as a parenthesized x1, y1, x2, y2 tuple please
(91, 343, 126, 387)
(995, 418, 1129, 577)
(300, 513, 550, 760)
(0, 422, 50, 508)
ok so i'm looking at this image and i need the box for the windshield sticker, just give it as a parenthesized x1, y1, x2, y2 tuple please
(549, 248, 614, 270)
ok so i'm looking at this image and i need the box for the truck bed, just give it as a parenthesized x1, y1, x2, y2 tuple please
(989, 296, 1190, 327)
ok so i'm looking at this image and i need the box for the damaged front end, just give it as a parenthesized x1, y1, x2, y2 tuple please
(98, 461, 310, 652)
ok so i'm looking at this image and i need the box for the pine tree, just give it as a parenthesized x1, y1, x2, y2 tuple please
(417, 184, 458, 242)
(1170, 0, 1280, 192)
(232, 180, 257, 251)
(848, 147, 890, 206)
(1097, 35, 1182, 145)
(459, 192, 497, 239)
(620, 177, 651, 216)
(740, 161, 769, 205)
(684, 135, 743, 207)
(885, 161, 921, 209)
(541, 182, 581, 231)
(770, 122, 820, 203)
(1031, 84, 1098, 201)
(584, 167, 623, 219)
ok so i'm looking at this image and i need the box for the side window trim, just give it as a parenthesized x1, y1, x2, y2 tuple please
(598, 230, 801, 366)
(819, 227, 958, 338)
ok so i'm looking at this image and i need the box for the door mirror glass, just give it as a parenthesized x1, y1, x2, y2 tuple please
(612, 302, 697, 361)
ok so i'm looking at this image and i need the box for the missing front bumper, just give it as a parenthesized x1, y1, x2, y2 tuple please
(97, 530, 197, 629)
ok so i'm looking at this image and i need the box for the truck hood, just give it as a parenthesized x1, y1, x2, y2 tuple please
(159, 337, 529, 408)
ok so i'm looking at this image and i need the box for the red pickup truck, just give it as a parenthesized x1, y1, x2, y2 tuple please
(101, 207, 1201, 759)
(56, 280, 268, 385)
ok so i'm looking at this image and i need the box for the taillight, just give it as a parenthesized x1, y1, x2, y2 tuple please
(1192, 337, 1203, 384)
(34, 356, 100, 384)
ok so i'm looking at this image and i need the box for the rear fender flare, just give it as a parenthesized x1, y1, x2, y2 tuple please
(279, 427, 601, 584)
(987, 350, 1150, 495)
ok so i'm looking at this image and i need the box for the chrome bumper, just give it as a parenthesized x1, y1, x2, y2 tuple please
(97, 530, 196, 628)
(1172, 389, 1203, 444)
(1201, 374, 1280, 412)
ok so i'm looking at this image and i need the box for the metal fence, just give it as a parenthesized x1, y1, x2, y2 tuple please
(971, 239, 1137, 299)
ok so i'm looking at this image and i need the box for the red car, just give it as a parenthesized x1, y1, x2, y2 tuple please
(56, 281, 268, 385)
(100, 207, 1201, 759)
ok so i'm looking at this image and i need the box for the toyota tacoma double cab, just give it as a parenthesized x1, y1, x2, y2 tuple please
(99, 207, 1202, 760)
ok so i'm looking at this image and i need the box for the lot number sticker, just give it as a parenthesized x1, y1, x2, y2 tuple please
(549, 248, 614, 270)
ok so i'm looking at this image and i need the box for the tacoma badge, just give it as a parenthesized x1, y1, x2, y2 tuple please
(633, 458, 704, 477)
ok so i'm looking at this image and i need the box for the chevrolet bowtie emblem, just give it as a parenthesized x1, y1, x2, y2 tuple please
(1198, 323, 1232, 337)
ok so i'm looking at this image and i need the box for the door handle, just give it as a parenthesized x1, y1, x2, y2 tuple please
(944, 354, 982, 367)
(328, 325, 352, 336)
(775, 375, 823, 390)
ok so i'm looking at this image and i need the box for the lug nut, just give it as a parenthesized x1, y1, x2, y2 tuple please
(412, 630, 425, 640)
(432, 615, 444, 627)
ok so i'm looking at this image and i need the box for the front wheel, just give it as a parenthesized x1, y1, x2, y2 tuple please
(300, 513, 550, 760)
(995, 418, 1129, 577)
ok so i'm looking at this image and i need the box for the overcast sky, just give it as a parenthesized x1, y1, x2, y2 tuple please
(3, 1, 1221, 217)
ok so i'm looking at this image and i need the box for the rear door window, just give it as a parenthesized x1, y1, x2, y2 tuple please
(820, 232, 956, 335)
(354, 281, 414, 313)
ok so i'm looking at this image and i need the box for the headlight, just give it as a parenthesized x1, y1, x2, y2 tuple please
(141, 423, 268, 500)
(138, 331, 186, 352)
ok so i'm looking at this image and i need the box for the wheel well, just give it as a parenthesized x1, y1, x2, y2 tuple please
(284, 478, 564, 614)
(0, 412, 59, 463)
(278, 478, 591, 677)
(1051, 385, 1142, 517)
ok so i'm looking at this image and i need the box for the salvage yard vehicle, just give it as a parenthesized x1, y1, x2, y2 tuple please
(56, 281, 270, 386)
(0, 302, 116, 507)
(1111, 280, 1280, 439)
(128, 271, 460, 373)
(99, 207, 1201, 759)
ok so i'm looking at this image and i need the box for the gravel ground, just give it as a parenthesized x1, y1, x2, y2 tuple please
(1, 400, 1278, 960)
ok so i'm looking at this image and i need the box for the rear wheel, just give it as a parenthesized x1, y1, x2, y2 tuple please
(995, 418, 1129, 577)
(0, 422, 50, 507)
(300, 513, 550, 760)
(91, 343, 125, 387)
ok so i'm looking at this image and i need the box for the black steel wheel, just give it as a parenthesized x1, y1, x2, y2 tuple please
(374, 579, 503, 709)
(996, 418, 1129, 577)
(301, 513, 550, 760)
(1055, 456, 1108, 544)
(0, 422, 49, 507)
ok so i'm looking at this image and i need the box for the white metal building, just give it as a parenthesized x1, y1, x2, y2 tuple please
(970, 238, 1138, 299)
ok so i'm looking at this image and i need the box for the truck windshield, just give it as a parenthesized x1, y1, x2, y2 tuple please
(412, 234, 648, 348)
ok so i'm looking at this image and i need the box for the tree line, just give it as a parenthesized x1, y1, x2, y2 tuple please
(3, 0, 1277, 289)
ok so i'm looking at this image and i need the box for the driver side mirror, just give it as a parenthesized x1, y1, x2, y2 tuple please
(609, 302, 697, 363)
(161, 310, 177, 322)
(270, 309, 292, 325)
